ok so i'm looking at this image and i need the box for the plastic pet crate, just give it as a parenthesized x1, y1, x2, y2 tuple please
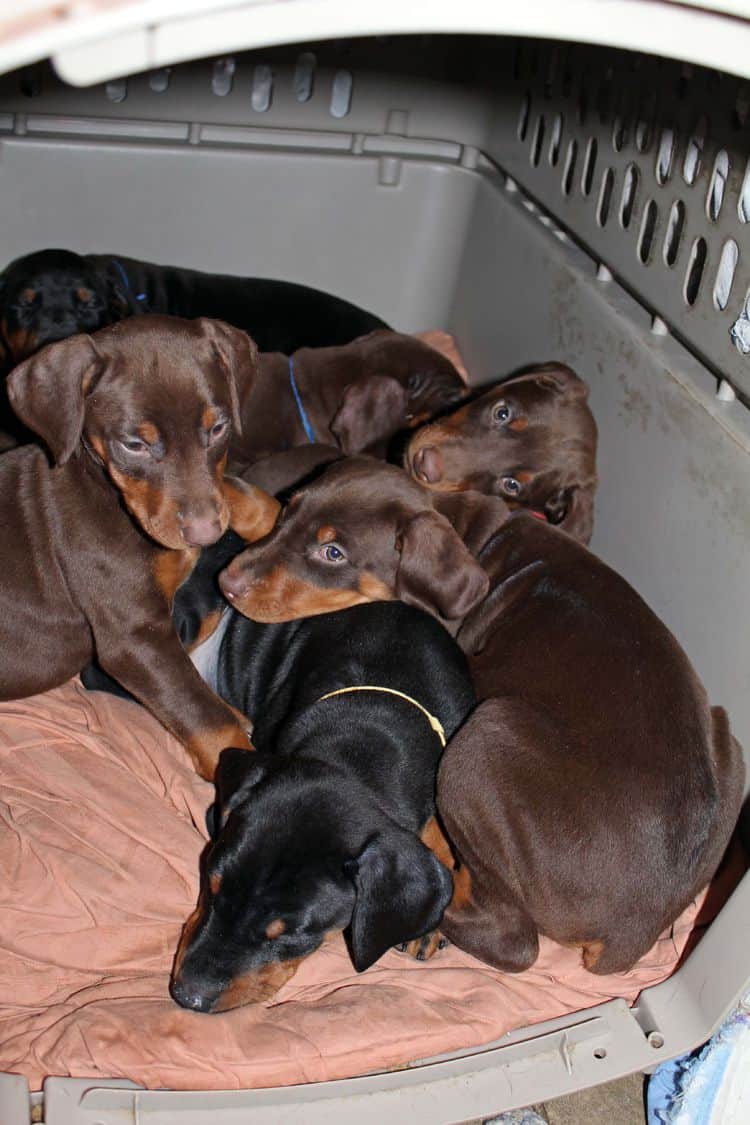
(0, 5, 748, 1122)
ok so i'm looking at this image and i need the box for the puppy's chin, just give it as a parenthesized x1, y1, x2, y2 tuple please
(226, 594, 296, 623)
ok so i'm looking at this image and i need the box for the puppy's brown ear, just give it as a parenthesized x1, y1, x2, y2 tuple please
(330, 374, 408, 453)
(396, 509, 489, 620)
(199, 318, 260, 437)
(7, 334, 103, 465)
(534, 363, 589, 399)
(544, 483, 596, 545)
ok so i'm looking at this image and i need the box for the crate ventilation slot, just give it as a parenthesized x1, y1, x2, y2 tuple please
(504, 41, 750, 393)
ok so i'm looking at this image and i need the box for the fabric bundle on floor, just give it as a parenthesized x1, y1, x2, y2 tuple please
(1, 680, 744, 1092)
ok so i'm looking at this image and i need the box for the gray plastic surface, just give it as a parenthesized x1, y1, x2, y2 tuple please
(0, 34, 748, 1125)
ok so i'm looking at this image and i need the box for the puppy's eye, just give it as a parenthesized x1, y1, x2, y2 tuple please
(119, 438, 149, 455)
(491, 401, 512, 425)
(208, 419, 228, 443)
(318, 543, 347, 564)
(407, 371, 426, 393)
(502, 476, 522, 495)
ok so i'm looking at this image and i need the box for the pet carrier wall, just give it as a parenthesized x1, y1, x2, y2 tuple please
(0, 2, 748, 1122)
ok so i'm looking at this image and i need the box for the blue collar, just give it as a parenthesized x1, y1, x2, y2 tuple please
(288, 356, 317, 443)
(110, 258, 147, 304)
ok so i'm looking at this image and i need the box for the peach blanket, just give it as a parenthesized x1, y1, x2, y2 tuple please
(0, 681, 738, 1092)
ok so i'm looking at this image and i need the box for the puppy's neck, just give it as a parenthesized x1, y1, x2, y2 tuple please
(432, 490, 511, 558)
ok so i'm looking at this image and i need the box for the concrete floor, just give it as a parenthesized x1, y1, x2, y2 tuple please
(464, 1072, 647, 1125)
(541, 1073, 646, 1124)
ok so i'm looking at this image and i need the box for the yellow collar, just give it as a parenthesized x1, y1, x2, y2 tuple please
(316, 686, 446, 747)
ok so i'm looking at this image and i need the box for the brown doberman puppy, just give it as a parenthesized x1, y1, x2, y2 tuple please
(406, 363, 598, 543)
(1, 315, 280, 779)
(218, 457, 745, 975)
(228, 330, 466, 479)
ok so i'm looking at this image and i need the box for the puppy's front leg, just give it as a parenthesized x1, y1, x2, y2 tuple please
(96, 617, 252, 780)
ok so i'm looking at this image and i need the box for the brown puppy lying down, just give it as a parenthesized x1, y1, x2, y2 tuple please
(0, 316, 279, 779)
(218, 458, 745, 975)
(406, 363, 598, 543)
(228, 330, 466, 476)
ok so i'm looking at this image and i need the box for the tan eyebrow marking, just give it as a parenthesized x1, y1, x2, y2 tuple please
(509, 417, 529, 431)
(210, 873, 222, 895)
(265, 918, 286, 939)
(517, 470, 535, 483)
(316, 525, 338, 543)
(202, 406, 218, 430)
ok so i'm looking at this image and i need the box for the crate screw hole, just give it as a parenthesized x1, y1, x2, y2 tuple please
(593, 1047, 607, 1060)
(648, 1032, 665, 1050)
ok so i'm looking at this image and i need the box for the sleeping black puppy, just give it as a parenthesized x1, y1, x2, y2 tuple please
(0, 248, 388, 446)
(83, 534, 475, 1012)
(0, 248, 388, 370)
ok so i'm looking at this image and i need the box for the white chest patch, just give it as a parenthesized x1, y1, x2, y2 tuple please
(189, 608, 232, 692)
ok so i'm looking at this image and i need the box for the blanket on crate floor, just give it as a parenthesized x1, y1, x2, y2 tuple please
(0, 680, 745, 1092)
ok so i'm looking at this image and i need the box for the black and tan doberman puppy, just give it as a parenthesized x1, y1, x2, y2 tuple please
(406, 363, 598, 543)
(0, 249, 388, 367)
(218, 457, 745, 975)
(163, 590, 474, 1011)
(0, 315, 280, 779)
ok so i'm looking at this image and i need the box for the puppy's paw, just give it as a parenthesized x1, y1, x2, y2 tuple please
(397, 932, 449, 961)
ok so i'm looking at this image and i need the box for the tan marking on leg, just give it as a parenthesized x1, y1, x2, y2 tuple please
(582, 939, 605, 971)
(450, 864, 473, 911)
(420, 816, 457, 870)
(186, 722, 253, 781)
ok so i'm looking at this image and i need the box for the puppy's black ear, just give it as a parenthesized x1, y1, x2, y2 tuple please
(396, 509, 489, 620)
(213, 746, 271, 830)
(544, 483, 596, 545)
(330, 374, 409, 453)
(7, 333, 104, 464)
(198, 318, 260, 437)
(344, 829, 453, 972)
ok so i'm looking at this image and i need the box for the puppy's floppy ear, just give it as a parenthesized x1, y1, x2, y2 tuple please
(211, 746, 271, 835)
(345, 829, 453, 972)
(7, 333, 104, 465)
(396, 509, 489, 620)
(534, 362, 589, 399)
(544, 482, 596, 545)
(198, 318, 260, 437)
(330, 374, 408, 453)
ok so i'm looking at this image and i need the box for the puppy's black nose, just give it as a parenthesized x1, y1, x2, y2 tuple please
(170, 977, 214, 1012)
